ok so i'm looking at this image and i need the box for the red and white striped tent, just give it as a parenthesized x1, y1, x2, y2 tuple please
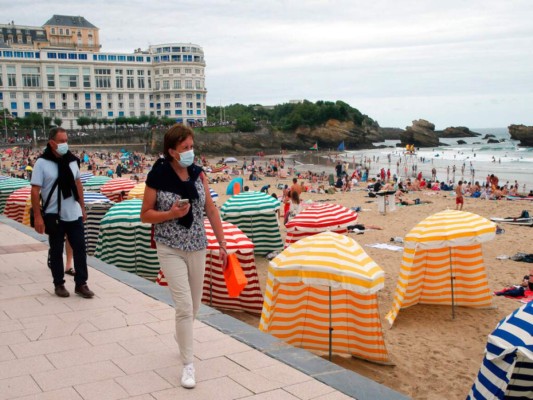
(156, 219, 264, 314)
(4, 186, 32, 223)
(100, 178, 137, 202)
(285, 203, 358, 245)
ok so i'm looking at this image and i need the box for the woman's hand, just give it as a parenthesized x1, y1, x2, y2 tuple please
(220, 247, 229, 271)
(169, 199, 191, 219)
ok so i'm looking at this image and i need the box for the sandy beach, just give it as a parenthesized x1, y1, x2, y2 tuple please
(3, 148, 532, 400)
(205, 170, 531, 400)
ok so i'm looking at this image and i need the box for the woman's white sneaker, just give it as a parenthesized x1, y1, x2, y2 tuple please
(181, 364, 196, 389)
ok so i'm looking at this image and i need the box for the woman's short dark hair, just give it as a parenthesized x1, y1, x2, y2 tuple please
(163, 124, 194, 160)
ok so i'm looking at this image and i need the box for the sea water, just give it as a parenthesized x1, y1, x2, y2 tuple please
(293, 128, 533, 192)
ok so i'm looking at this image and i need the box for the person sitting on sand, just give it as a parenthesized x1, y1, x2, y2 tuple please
(396, 191, 432, 206)
(285, 190, 303, 224)
(495, 270, 533, 297)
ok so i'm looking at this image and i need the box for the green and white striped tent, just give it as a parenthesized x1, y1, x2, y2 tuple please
(0, 178, 30, 214)
(84, 191, 114, 256)
(83, 176, 111, 192)
(94, 198, 159, 278)
(220, 191, 283, 255)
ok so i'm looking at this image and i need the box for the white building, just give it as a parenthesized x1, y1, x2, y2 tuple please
(0, 43, 207, 129)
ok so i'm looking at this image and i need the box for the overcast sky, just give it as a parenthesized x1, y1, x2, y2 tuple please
(4, 0, 533, 129)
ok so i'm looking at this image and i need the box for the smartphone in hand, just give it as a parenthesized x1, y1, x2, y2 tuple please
(178, 199, 189, 207)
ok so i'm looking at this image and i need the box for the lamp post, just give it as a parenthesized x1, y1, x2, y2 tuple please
(3, 109, 7, 141)
(41, 111, 46, 137)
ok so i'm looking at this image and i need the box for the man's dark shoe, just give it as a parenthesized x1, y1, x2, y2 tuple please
(54, 285, 70, 298)
(75, 284, 94, 298)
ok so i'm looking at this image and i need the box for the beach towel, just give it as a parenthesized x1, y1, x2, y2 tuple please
(365, 243, 403, 252)
(494, 288, 533, 303)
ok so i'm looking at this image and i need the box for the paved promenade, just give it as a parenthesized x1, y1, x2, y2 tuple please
(0, 217, 409, 400)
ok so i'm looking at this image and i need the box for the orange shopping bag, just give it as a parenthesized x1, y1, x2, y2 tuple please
(223, 253, 247, 297)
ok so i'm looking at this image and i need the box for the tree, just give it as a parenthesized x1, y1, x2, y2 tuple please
(76, 116, 91, 130)
(235, 116, 255, 132)
(53, 117, 62, 127)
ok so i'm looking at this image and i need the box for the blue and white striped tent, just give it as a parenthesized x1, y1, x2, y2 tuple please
(209, 188, 218, 202)
(467, 301, 533, 399)
(0, 175, 9, 181)
(80, 172, 94, 183)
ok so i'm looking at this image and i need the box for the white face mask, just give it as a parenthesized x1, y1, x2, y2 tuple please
(56, 143, 69, 156)
(176, 149, 195, 167)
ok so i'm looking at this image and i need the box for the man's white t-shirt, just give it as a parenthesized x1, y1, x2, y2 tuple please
(31, 158, 82, 222)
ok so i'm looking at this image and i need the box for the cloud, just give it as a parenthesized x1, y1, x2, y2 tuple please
(4, 0, 533, 127)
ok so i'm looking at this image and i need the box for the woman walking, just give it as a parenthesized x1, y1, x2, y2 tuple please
(141, 124, 227, 389)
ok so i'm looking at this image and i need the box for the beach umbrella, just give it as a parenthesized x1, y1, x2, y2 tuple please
(259, 231, 389, 363)
(386, 210, 496, 326)
(209, 188, 218, 202)
(156, 219, 264, 314)
(224, 157, 238, 163)
(0, 178, 30, 214)
(80, 172, 94, 184)
(467, 301, 533, 400)
(25, 165, 32, 171)
(285, 203, 358, 245)
(127, 182, 146, 200)
(94, 199, 159, 278)
(100, 178, 137, 202)
(4, 186, 32, 223)
(83, 175, 111, 192)
(225, 177, 244, 195)
(0, 176, 9, 181)
(220, 191, 283, 255)
(83, 192, 114, 256)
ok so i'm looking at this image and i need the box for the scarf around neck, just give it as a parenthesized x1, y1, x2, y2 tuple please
(39, 144, 80, 202)
(146, 158, 203, 229)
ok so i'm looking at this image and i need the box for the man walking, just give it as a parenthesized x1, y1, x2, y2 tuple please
(31, 127, 94, 298)
(455, 181, 464, 211)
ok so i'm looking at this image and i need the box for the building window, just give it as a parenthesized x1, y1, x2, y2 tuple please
(196, 102, 201, 108)
(155, 81, 160, 90)
(185, 68, 192, 74)
(7, 66, 16, 87)
(37, 102, 43, 109)
(127, 76, 134, 89)
(175, 110, 182, 115)
(173, 68, 180, 74)
(116, 76, 123, 88)
(175, 102, 182, 108)
(173, 80, 181, 89)
(162, 80, 169, 90)
(186, 94, 193, 99)
(58, 67, 79, 88)
(137, 77, 145, 89)
(195, 80, 201, 89)
(164, 102, 170, 108)
(85, 102, 91, 109)
(50, 102, 56, 109)
(187, 110, 193, 115)
(185, 80, 193, 89)
(186, 102, 193, 108)
(47, 74, 55, 88)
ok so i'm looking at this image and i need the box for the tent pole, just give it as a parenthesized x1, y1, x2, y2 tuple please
(449, 247, 455, 319)
(209, 251, 213, 306)
(329, 286, 333, 361)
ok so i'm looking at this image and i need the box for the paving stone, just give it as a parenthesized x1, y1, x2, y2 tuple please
(74, 378, 130, 400)
(0, 354, 55, 379)
(32, 360, 125, 391)
(284, 380, 336, 400)
(194, 335, 251, 360)
(227, 350, 279, 370)
(10, 334, 90, 359)
(82, 324, 157, 346)
(0, 330, 29, 346)
(0, 375, 42, 400)
(115, 370, 172, 396)
(118, 335, 170, 356)
(151, 376, 252, 400)
(253, 363, 312, 386)
(0, 319, 23, 333)
(228, 370, 283, 394)
(46, 342, 132, 369)
(0, 345, 15, 362)
(15, 387, 84, 400)
(113, 349, 180, 375)
(238, 389, 301, 400)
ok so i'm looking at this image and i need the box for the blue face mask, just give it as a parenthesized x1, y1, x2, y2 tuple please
(56, 143, 69, 156)
(177, 149, 194, 167)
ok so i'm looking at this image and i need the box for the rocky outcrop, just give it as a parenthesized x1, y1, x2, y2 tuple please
(190, 120, 382, 155)
(438, 126, 481, 138)
(400, 119, 440, 148)
(483, 134, 495, 139)
(509, 124, 533, 147)
(487, 138, 499, 144)
(457, 140, 467, 145)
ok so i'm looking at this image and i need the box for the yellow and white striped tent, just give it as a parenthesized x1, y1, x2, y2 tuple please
(127, 182, 145, 199)
(259, 231, 390, 363)
(386, 210, 496, 326)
